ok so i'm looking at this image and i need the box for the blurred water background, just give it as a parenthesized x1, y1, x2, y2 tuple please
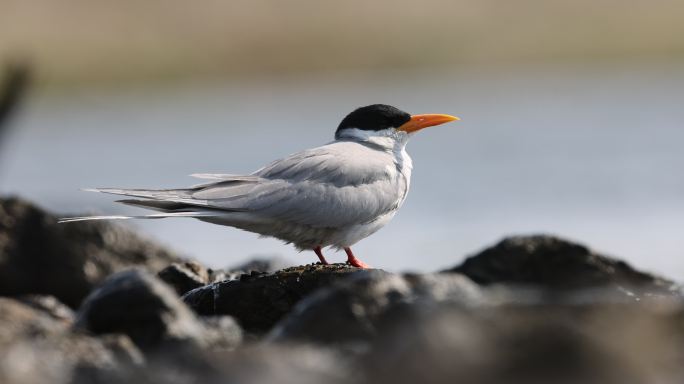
(0, 0, 682, 279)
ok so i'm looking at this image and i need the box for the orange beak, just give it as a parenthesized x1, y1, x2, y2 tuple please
(397, 113, 460, 133)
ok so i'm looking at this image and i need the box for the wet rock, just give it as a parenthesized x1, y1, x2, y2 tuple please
(0, 297, 142, 384)
(158, 261, 211, 296)
(269, 271, 484, 344)
(364, 302, 684, 384)
(183, 263, 366, 333)
(0, 197, 181, 307)
(75, 269, 206, 350)
(447, 235, 679, 296)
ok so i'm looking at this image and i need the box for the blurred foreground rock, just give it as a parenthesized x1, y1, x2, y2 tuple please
(0, 297, 143, 384)
(0, 197, 181, 307)
(364, 301, 684, 384)
(1, 196, 684, 384)
(269, 271, 484, 344)
(74, 269, 218, 351)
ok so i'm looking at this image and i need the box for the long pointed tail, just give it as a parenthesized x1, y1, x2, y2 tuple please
(58, 211, 217, 224)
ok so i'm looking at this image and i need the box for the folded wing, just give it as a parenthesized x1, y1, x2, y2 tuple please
(66, 141, 406, 229)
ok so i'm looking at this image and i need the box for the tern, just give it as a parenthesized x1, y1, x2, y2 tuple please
(61, 104, 459, 268)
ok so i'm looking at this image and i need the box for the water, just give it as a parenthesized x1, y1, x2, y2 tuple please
(1, 63, 683, 280)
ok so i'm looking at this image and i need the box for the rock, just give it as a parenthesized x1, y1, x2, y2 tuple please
(364, 302, 684, 384)
(0, 197, 181, 307)
(229, 256, 293, 273)
(16, 295, 75, 323)
(158, 261, 211, 296)
(447, 235, 679, 296)
(207, 344, 352, 384)
(111, 343, 351, 384)
(183, 263, 366, 333)
(200, 316, 243, 351)
(0, 297, 142, 384)
(268, 271, 484, 344)
(74, 269, 207, 350)
(157, 257, 295, 298)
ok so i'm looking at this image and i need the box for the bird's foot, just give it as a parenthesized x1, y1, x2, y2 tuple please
(343, 247, 371, 269)
(346, 258, 371, 269)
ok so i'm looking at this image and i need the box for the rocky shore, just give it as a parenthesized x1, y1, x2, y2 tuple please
(1, 196, 682, 384)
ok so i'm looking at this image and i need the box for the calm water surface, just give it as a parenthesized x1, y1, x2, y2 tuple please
(2, 64, 683, 280)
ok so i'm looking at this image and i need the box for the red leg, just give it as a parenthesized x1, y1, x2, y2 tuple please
(344, 247, 371, 269)
(313, 246, 329, 265)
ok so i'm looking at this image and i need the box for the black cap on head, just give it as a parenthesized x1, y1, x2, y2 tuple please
(336, 104, 411, 135)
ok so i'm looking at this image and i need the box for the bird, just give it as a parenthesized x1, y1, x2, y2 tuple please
(60, 104, 459, 268)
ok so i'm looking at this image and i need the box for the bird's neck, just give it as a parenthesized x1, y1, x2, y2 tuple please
(335, 128, 410, 153)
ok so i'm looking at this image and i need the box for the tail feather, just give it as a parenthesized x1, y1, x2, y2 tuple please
(68, 178, 256, 224)
(58, 215, 137, 223)
(84, 187, 210, 207)
(117, 199, 190, 212)
(58, 211, 219, 224)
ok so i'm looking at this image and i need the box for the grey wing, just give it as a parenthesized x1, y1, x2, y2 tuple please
(200, 141, 407, 228)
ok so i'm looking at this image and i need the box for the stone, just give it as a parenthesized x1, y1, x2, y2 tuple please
(447, 235, 680, 296)
(16, 295, 75, 323)
(0, 197, 181, 307)
(158, 261, 211, 296)
(229, 256, 293, 273)
(74, 269, 206, 350)
(183, 263, 366, 333)
(0, 297, 142, 384)
(269, 271, 484, 344)
(200, 316, 243, 351)
(364, 302, 684, 384)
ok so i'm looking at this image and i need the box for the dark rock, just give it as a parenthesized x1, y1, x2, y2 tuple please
(0, 297, 143, 384)
(364, 302, 684, 384)
(74, 269, 206, 350)
(268, 271, 483, 344)
(183, 263, 367, 333)
(0, 197, 182, 307)
(158, 261, 211, 296)
(447, 235, 679, 295)
(229, 256, 293, 273)
(157, 257, 295, 298)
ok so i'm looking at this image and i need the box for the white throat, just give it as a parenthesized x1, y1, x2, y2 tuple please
(335, 128, 410, 152)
